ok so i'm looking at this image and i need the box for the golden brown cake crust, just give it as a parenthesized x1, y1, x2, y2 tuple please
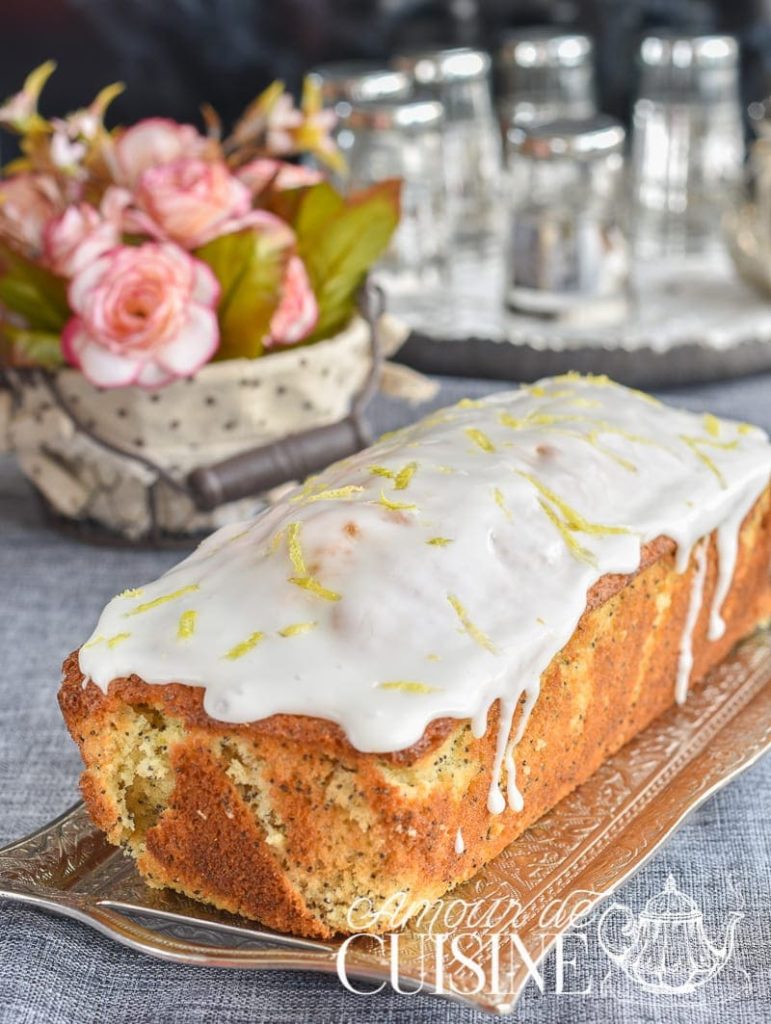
(59, 489, 771, 939)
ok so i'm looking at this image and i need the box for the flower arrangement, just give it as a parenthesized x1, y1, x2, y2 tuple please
(0, 63, 399, 389)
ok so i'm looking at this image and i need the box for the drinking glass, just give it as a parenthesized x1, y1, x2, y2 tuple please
(506, 115, 629, 323)
(393, 47, 502, 239)
(307, 62, 412, 118)
(498, 28, 596, 132)
(338, 99, 449, 291)
(630, 34, 744, 258)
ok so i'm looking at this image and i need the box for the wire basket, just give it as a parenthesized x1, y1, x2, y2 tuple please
(0, 285, 385, 547)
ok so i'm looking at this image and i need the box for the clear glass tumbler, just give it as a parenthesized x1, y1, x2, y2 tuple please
(630, 34, 744, 259)
(498, 28, 596, 132)
(506, 115, 630, 323)
(392, 47, 502, 240)
(338, 99, 449, 292)
(307, 62, 412, 118)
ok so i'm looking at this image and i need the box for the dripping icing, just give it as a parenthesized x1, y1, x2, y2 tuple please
(708, 482, 764, 640)
(488, 697, 516, 814)
(675, 539, 709, 705)
(78, 376, 771, 806)
(455, 828, 465, 855)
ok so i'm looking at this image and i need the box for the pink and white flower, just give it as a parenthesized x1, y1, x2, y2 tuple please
(133, 158, 252, 248)
(49, 128, 88, 174)
(0, 172, 63, 256)
(62, 242, 220, 389)
(43, 203, 118, 277)
(267, 256, 318, 346)
(114, 118, 211, 187)
(0, 61, 56, 132)
(236, 158, 322, 194)
(263, 93, 304, 154)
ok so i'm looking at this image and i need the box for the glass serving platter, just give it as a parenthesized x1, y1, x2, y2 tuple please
(1, 629, 770, 1016)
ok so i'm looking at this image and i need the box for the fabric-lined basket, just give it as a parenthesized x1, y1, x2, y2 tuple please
(0, 302, 408, 543)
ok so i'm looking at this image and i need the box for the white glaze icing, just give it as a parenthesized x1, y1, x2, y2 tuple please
(708, 481, 765, 641)
(675, 539, 708, 705)
(78, 375, 771, 817)
(455, 828, 465, 855)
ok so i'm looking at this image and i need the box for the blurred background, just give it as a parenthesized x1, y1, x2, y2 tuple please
(2, 0, 771, 133)
(4, 0, 771, 540)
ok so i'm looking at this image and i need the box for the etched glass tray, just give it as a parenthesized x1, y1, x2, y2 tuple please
(1, 629, 770, 1015)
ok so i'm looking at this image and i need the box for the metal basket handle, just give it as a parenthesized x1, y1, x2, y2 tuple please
(187, 415, 372, 510)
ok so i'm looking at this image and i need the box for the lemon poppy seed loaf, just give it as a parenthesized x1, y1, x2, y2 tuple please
(59, 375, 771, 938)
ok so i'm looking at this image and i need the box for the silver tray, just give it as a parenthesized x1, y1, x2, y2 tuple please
(2, 629, 770, 1016)
(390, 248, 771, 387)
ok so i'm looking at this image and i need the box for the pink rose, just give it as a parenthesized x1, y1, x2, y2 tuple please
(134, 158, 252, 248)
(62, 242, 220, 389)
(43, 203, 119, 278)
(236, 158, 323, 194)
(115, 118, 211, 187)
(268, 256, 318, 347)
(0, 173, 63, 256)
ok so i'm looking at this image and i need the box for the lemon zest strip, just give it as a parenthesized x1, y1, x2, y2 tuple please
(278, 621, 318, 637)
(127, 584, 200, 616)
(289, 576, 341, 601)
(378, 490, 417, 511)
(539, 500, 597, 566)
(378, 681, 442, 694)
(518, 471, 629, 537)
(447, 593, 498, 654)
(107, 632, 131, 649)
(465, 427, 496, 453)
(177, 610, 197, 640)
(225, 631, 265, 660)
(287, 522, 307, 575)
(493, 487, 513, 520)
(305, 486, 364, 503)
(498, 412, 523, 429)
(703, 413, 721, 438)
(680, 435, 737, 487)
(394, 461, 418, 490)
(290, 475, 321, 503)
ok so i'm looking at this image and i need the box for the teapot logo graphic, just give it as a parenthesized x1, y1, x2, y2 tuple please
(597, 874, 743, 994)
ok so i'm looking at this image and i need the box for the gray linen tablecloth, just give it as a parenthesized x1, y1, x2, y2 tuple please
(1, 372, 770, 1024)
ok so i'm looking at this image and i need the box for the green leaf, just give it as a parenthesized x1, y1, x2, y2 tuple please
(2, 325, 64, 367)
(295, 179, 401, 341)
(259, 180, 329, 227)
(196, 226, 294, 360)
(294, 181, 345, 238)
(0, 248, 69, 333)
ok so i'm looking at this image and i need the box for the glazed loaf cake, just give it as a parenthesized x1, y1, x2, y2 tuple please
(59, 374, 771, 939)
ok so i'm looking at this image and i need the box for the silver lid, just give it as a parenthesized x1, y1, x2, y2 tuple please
(393, 47, 491, 85)
(507, 114, 625, 160)
(307, 62, 412, 106)
(639, 33, 738, 70)
(342, 99, 444, 132)
(499, 28, 593, 69)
